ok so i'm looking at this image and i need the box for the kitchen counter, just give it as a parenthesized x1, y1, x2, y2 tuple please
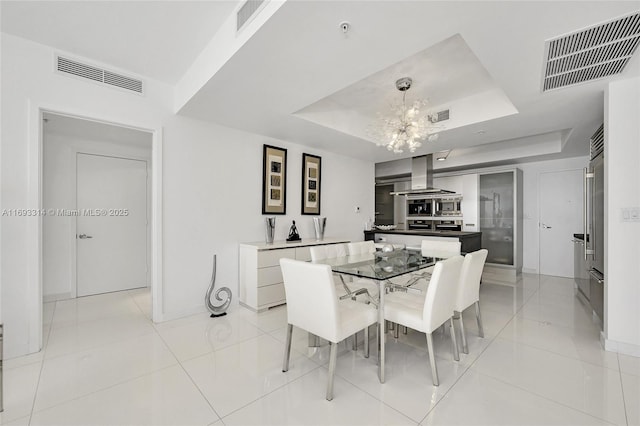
(364, 229, 482, 253)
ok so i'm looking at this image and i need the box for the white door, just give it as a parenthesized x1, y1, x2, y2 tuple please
(76, 153, 148, 297)
(539, 169, 583, 277)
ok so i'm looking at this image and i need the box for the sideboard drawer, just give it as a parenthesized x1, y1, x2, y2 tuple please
(295, 246, 312, 261)
(257, 265, 283, 287)
(257, 283, 286, 307)
(257, 248, 295, 268)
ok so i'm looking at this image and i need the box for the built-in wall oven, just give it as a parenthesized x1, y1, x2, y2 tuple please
(407, 220, 433, 230)
(435, 196, 462, 216)
(434, 219, 462, 231)
(407, 198, 433, 217)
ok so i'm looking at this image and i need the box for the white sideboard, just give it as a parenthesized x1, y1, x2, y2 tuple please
(239, 238, 350, 312)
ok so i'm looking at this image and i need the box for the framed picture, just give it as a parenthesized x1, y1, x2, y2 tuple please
(262, 144, 287, 215)
(301, 153, 321, 215)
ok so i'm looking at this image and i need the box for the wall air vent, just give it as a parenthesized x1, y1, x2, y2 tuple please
(237, 0, 265, 31)
(431, 109, 450, 123)
(590, 123, 604, 160)
(56, 55, 143, 94)
(542, 12, 640, 91)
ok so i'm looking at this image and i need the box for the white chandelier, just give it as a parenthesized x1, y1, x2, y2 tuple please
(369, 77, 439, 153)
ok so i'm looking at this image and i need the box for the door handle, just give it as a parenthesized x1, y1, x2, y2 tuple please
(589, 270, 604, 284)
(541, 223, 552, 229)
(78, 234, 93, 239)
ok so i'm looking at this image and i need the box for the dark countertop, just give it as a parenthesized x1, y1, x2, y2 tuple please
(364, 229, 481, 238)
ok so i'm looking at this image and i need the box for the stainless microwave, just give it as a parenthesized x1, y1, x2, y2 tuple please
(435, 197, 462, 216)
(407, 198, 433, 216)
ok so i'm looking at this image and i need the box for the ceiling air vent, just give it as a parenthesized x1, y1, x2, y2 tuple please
(431, 109, 450, 123)
(542, 12, 640, 91)
(56, 55, 144, 94)
(237, 0, 265, 31)
(590, 123, 604, 160)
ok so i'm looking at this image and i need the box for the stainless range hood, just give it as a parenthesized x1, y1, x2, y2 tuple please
(390, 154, 455, 196)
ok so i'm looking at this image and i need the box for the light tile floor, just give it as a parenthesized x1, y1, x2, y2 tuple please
(1, 275, 638, 426)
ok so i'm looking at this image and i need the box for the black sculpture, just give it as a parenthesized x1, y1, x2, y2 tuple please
(286, 220, 301, 242)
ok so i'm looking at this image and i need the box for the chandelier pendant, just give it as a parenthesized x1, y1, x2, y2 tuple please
(368, 76, 440, 154)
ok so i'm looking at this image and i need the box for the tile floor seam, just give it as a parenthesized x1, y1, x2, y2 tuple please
(470, 367, 622, 426)
(40, 325, 164, 363)
(28, 300, 57, 426)
(128, 288, 150, 319)
(216, 362, 325, 423)
(27, 363, 180, 417)
(493, 333, 622, 373)
(617, 353, 630, 426)
(168, 325, 267, 365)
(417, 292, 524, 425)
(152, 325, 224, 422)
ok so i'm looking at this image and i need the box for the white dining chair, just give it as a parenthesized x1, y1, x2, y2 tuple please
(310, 244, 379, 301)
(454, 249, 488, 354)
(383, 255, 464, 386)
(310, 243, 378, 350)
(389, 239, 461, 292)
(280, 258, 378, 400)
(346, 240, 376, 255)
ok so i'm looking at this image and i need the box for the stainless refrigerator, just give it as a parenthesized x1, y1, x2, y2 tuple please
(584, 124, 604, 327)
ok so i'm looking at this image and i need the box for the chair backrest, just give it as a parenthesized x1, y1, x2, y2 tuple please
(279, 258, 339, 340)
(310, 243, 348, 262)
(455, 249, 488, 312)
(421, 239, 461, 259)
(347, 241, 376, 255)
(423, 255, 464, 333)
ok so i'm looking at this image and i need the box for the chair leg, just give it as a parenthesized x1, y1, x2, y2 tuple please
(449, 318, 460, 361)
(402, 326, 408, 335)
(475, 301, 485, 338)
(426, 333, 439, 386)
(352, 333, 358, 351)
(393, 324, 399, 339)
(364, 325, 370, 358)
(326, 341, 338, 401)
(283, 324, 293, 372)
(458, 311, 468, 354)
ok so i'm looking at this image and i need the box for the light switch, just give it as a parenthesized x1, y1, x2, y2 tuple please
(621, 207, 640, 222)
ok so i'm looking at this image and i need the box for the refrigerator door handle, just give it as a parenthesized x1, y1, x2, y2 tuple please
(584, 168, 594, 260)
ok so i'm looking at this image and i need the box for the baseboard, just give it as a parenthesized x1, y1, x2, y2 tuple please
(522, 267, 538, 274)
(604, 336, 640, 357)
(43, 292, 72, 303)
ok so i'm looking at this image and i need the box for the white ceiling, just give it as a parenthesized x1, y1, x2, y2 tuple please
(0, 0, 240, 84)
(3, 1, 640, 167)
(43, 112, 152, 148)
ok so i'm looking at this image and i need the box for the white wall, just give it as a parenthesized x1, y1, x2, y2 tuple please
(0, 34, 375, 358)
(43, 131, 152, 300)
(604, 76, 640, 356)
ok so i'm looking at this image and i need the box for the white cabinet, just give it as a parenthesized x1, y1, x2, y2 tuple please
(239, 238, 349, 312)
(461, 174, 479, 232)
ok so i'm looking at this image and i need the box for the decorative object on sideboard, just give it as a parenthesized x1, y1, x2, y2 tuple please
(313, 217, 326, 240)
(286, 220, 301, 242)
(301, 153, 322, 215)
(262, 144, 287, 215)
(265, 217, 276, 244)
(205, 254, 232, 318)
(368, 77, 441, 154)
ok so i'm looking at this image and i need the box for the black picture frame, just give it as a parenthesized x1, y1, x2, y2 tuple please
(262, 144, 287, 215)
(301, 153, 321, 215)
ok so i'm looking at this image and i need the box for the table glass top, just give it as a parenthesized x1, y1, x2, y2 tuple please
(315, 249, 436, 281)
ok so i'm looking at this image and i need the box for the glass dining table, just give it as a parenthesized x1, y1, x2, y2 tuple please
(313, 248, 436, 383)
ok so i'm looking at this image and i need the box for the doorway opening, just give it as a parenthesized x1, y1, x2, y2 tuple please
(43, 113, 152, 306)
(30, 108, 164, 353)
